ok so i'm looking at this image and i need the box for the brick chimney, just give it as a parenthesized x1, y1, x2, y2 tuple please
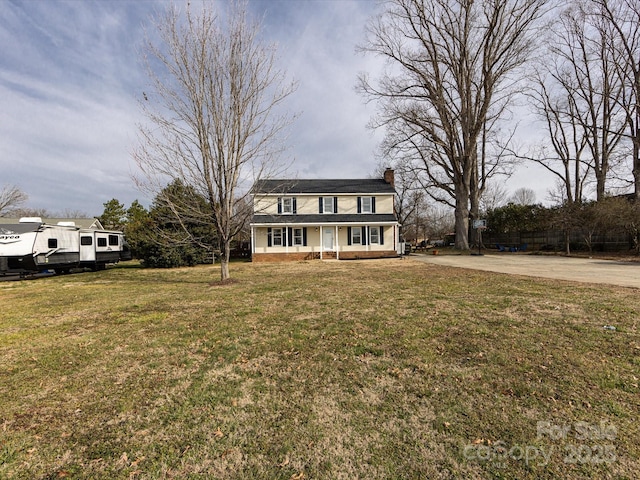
(383, 168, 395, 187)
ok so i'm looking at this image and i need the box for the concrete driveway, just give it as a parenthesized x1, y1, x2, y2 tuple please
(412, 253, 640, 289)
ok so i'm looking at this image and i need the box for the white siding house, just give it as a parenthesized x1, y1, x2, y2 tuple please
(250, 169, 400, 261)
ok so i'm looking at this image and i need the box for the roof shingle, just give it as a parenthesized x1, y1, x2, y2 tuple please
(252, 178, 395, 195)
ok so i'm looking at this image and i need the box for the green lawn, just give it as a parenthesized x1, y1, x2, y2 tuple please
(1, 259, 638, 479)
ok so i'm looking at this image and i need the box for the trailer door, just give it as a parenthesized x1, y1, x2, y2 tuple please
(79, 232, 95, 262)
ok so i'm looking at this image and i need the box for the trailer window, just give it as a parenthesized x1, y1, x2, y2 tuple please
(48, 238, 58, 248)
(109, 235, 119, 246)
(81, 236, 93, 246)
(97, 237, 107, 247)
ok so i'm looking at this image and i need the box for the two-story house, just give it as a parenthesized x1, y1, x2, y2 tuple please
(250, 169, 400, 261)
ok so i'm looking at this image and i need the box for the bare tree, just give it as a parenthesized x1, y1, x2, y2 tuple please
(596, 0, 640, 197)
(358, 0, 546, 249)
(509, 187, 537, 205)
(134, 1, 296, 281)
(516, 1, 629, 205)
(525, 74, 591, 204)
(371, 161, 426, 241)
(480, 181, 509, 212)
(0, 184, 28, 216)
(538, 2, 626, 201)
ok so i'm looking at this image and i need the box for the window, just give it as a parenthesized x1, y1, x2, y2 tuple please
(351, 227, 362, 245)
(362, 197, 372, 213)
(109, 235, 119, 246)
(267, 227, 307, 247)
(279, 197, 295, 214)
(81, 236, 93, 246)
(370, 226, 380, 244)
(358, 196, 375, 213)
(48, 238, 58, 248)
(272, 228, 283, 246)
(320, 196, 337, 213)
(323, 197, 334, 213)
(97, 237, 107, 247)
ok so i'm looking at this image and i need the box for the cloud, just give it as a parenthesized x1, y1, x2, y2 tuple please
(0, 0, 561, 217)
(0, 0, 157, 215)
(250, 0, 386, 178)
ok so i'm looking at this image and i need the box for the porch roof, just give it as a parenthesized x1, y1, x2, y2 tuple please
(251, 213, 398, 226)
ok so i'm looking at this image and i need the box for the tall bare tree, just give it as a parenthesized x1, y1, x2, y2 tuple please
(0, 184, 28, 216)
(527, 74, 591, 204)
(596, 0, 640, 197)
(531, 2, 626, 202)
(134, 1, 296, 281)
(516, 1, 629, 205)
(578, 1, 628, 199)
(358, 0, 546, 249)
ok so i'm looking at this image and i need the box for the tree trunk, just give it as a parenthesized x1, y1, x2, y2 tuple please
(220, 238, 231, 281)
(454, 181, 470, 250)
(634, 134, 640, 200)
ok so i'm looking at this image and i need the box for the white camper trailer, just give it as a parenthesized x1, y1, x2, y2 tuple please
(0, 218, 131, 276)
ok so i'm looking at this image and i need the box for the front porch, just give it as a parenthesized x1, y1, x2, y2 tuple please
(250, 224, 399, 262)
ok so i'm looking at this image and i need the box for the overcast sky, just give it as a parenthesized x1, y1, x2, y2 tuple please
(1, 0, 552, 216)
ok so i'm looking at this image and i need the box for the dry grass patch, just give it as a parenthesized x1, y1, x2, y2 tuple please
(0, 259, 638, 479)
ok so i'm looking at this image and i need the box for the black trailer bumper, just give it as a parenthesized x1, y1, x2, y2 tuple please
(0, 255, 37, 274)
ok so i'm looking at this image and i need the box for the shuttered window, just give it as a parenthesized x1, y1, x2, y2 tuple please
(351, 226, 361, 245)
(320, 197, 337, 213)
(272, 228, 283, 246)
(357, 196, 376, 214)
(278, 197, 296, 214)
(267, 227, 306, 247)
(370, 226, 379, 244)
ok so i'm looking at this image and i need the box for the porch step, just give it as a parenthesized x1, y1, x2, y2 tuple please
(322, 251, 337, 260)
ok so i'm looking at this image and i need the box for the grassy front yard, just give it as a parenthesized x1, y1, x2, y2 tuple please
(1, 259, 638, 479)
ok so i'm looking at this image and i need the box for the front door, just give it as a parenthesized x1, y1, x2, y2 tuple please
(323, 228, 334, 251)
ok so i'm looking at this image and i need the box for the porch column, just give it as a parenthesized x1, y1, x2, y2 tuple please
(335, 225, 339, 259)
(394, 225, 397, 251)
(319, 225, 323, 260)
(365, 226, 370, 252)
(251, 226, 255, 254)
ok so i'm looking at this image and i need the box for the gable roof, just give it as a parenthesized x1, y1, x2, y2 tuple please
(252, 178, 396, 195)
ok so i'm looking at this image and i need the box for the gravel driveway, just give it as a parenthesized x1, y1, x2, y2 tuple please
(412, 253, 640, 289)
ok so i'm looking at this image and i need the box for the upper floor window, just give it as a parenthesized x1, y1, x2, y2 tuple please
(358, 196, 376, 214)
(278, 197, 296, 214)
(319, 196, 337, 214)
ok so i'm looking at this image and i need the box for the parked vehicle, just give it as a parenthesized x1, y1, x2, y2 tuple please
(0, 217, 131, 276)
